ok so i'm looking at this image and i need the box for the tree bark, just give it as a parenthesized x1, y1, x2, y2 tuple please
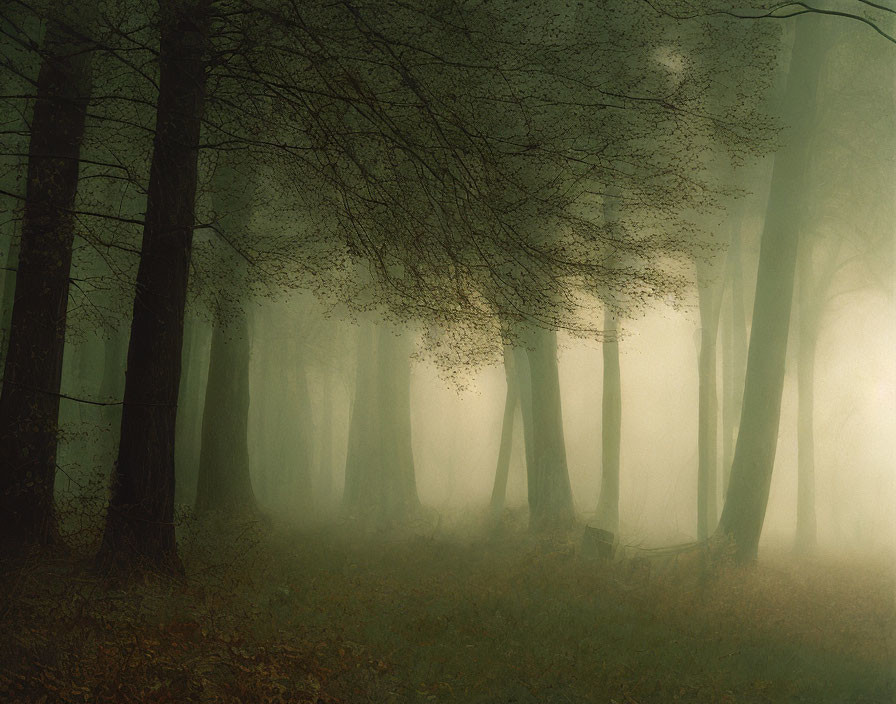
(595, 308, 621, 535)
(0, 14, 92, 548)
(525, 327, 574, 531)
(489, 346, 518, 518)
(714, 18, 828, 561)
(98, 0, 210, 573)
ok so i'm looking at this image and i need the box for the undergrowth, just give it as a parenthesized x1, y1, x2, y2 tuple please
(0, 507, 893, 703)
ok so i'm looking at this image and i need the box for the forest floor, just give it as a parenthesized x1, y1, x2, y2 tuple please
(0, 508, 893, 704)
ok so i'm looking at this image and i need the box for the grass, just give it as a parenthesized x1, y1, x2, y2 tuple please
(0, 509, 893, 703)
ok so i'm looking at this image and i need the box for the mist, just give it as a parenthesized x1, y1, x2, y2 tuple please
(1, 1, 894, 702)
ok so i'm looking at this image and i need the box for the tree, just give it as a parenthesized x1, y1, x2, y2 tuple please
(714, 16, 831, 560)
(488, 347, 518, 519)
(0, 5, 93, 548)
(595, 306, 622, 535)
(525, 327, 575, 531)
(194, 157, 258, 516)
(98, 0, 212, 573)
(342, 320, 419, 525)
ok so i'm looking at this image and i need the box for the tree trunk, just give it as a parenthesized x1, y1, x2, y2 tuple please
(794, 259, 819, 553)
(98, 0, 210, 573)
(174, 313, 209, 505)
(0, 15, 92, 549)
(342, 323, 418, 524)
(316, 365, 335, 509)
(721, 226, 748, 497)
(489, 346, 518, 517)
(512, 344, 536, 508)
(342, 323, 378, 515)
(526, 327, 574, 531)
(99, 327, 126, 459)
(595, 308, 621, 535)
(378, 327, 418, 516)
(195, 308, 256, 515)
(288, 354, 314, 509)
(696, 260, 722, 540)
(714, 18, 828, 561)
(194, 158, 257, 516)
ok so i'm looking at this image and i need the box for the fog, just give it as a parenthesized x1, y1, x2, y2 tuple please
(1, 1, 894, 701)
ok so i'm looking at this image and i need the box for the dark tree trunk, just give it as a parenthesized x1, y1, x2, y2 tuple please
(714, 18, 828, 562)
(98, 0, 210, 573)
(526, 327, 574, 531)
(595, 308, 621, 535)
(489, 346, 518, 518)
(0, 16, 92, 549)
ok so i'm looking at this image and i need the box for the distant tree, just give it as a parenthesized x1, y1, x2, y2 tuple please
(790, 31, 894, 552)
(342, 320, 419, 525)
(194, 155, 258, 517)
(489, 346, 518, 519)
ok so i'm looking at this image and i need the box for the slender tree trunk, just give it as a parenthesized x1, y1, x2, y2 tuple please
(378, 327, 418, 517)
(721, 226, 748, 497)
(595, 308, 621, 534)
(342, 324, 418, 524)
(194, 158, 257, 516)
(343, 323, 378, 514)
(512, 344, 536, 509)
(195, 308, 256, 515)
(174, 313, 210, 505)
(714, 18, 828, 561)
(316, 365, 335, 509)
(99, 327, 126, 460)
(489, 346, 518, 517)
(526, 327, 574, 531)
(794, 255, 819, 553)
(0, 15, 92, 548)
(98, 0, 210, 573)
(696, 260, 722, 540)
(289, 354, 314, 509)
